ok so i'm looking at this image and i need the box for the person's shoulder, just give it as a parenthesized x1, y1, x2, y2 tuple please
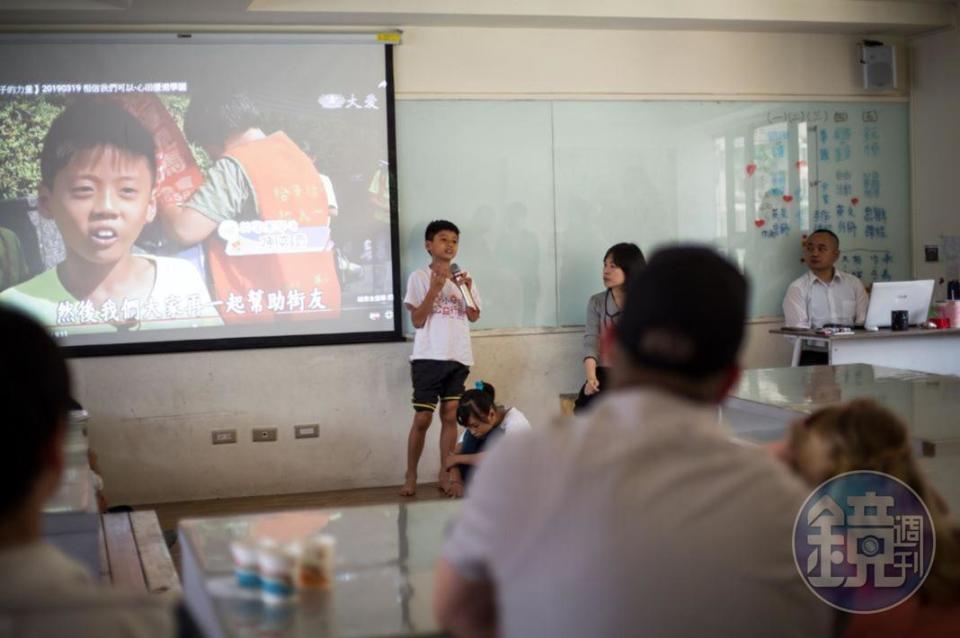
(787, 271, 811, 289)
(588, 290, 606, 303)
(406, 267, 429, 283)
(586, 290, 607, 310)
(503, 407, 532, 433)
(147, 255, 201, 277)
(0, 268, 63, 302)
(836, 269, 866, 286)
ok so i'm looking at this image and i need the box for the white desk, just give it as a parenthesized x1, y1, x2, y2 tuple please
(773, 327, 960, 376)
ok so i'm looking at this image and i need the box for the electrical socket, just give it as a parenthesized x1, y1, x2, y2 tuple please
(212, 429, 237, 445)
(294, 424, 319, 439)
(252, 427, 278, 442)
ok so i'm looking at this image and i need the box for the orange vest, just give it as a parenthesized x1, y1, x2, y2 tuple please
(206, 132, 341, 322)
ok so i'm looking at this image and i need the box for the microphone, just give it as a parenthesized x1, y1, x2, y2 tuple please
(450, 263, 477, 309)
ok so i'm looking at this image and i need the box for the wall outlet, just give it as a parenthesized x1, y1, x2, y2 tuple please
(212, 429, 237, 445)
(252, 427, 278, 442)
(294, 424, 319, 439)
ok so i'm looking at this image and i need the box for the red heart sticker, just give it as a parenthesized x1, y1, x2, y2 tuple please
(754, 219, 766, 228)
(851, 197, 860, 206)
(746, 164, 757, 177)
(782, 195, 794, 203)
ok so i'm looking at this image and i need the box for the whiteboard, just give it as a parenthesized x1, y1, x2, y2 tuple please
(396, 100, 909, 328)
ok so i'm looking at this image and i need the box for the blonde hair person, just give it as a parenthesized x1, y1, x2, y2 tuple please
(784, 399, 960, 637)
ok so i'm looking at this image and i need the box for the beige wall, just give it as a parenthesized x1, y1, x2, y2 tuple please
(911, 27, 960, 296)
(80, 26, 900, 504)
(394, 27, 908, 99)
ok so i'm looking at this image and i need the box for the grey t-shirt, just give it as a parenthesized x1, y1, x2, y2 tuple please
(442, 388, 832, 638)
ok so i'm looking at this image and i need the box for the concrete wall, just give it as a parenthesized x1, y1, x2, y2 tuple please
(76, 26, 901, 504)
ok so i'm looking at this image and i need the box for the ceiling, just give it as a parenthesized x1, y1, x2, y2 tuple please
(0, 0, 955, 35)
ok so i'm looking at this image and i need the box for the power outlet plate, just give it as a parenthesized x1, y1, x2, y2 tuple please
(252, 427, 278, 442)
(294, 424, 319, 439)
(212, 429, 237, 445)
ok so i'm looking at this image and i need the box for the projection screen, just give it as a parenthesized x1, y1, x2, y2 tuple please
(0, 33, 400, 355)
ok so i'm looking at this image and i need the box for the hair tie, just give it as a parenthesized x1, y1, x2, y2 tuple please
(474, 380, 484, 390)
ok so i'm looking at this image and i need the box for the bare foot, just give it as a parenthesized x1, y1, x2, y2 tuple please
(437, 472, 452, 495)
(447, 482, 464, 498)
(399, 476, 417, 497)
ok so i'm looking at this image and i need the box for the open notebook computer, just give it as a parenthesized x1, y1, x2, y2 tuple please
(863, 280, 935, 329)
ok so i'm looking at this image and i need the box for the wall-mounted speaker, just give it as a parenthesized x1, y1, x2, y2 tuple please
(861, 42, 897, 91)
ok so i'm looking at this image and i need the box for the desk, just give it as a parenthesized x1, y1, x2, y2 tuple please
(723, 364, 960, 514)
(179, 501, 460, 638)
(771, 327, 960, 376)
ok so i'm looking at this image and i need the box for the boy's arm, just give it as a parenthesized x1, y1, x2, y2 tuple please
(159, 203, 219, 246)
(158, 157, 248, 247)
(408, 270, 447, 328)
(462, 272, 480, 322)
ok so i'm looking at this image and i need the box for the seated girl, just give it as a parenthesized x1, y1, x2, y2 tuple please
(574, 242, 645, 413)
(780, 399, 960, 638)
(444, 381, 531, 496)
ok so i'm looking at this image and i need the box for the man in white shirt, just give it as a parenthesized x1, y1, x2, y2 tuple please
(0, 307, 178, 637)
(783, 229, 868, 329)
(783, 229, 869, 365)
(435, 247, 832, 638)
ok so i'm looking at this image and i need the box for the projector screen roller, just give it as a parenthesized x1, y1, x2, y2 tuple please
(0, 34, 400, 355)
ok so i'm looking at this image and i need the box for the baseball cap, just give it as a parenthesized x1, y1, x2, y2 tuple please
(616, 245, 748, 377)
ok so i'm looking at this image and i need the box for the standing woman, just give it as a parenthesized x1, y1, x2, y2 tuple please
(574, 242, 644, 413)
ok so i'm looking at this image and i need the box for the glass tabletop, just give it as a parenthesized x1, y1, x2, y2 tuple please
(180, 500, 461, 638)
(730, 364, 960, 445)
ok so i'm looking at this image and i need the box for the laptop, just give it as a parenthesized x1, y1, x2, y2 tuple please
(863, 280, 935, 329)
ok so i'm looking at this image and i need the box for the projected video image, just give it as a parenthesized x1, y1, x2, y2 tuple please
(0, 38, 396, 351)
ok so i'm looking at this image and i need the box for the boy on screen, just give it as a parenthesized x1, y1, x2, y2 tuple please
(160, 91, 341, 323)
(0, 99, 221, 335)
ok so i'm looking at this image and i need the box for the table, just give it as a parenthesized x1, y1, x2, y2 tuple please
(179, 501, 461, 638)
(771, 327, 960, 376)
(723, 364, 960, 515)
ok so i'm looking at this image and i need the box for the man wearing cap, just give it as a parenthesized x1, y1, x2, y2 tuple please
(434, 246, 831, 638)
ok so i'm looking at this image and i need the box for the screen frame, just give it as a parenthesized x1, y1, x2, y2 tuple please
(0, 33, 404, 358)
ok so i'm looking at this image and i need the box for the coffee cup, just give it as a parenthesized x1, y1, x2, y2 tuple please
(891, 310, 909, 331)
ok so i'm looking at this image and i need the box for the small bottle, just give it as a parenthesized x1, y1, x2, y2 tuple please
(257, 539, 298, 605)
(293, 534, 337, 590)
(229, 539, 260, 590)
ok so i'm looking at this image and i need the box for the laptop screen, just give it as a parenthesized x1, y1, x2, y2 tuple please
(864, 280, 935, 328)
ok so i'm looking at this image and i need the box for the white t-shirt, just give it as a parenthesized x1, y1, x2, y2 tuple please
(458, 406, 531, 444)
(782, 269, 868, 328)
(0, 255, 222, 336)
(404, 267, 481, 365)
(443, 388, 832, 638)
(500, 407, 531, 434)
(0, 541, 176, 637)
